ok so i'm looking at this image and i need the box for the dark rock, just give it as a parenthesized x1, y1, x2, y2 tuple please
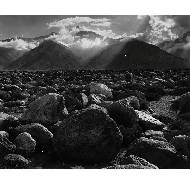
(53, 105, 123, 163)
(106, 164, 155, 169)
(170, 92, 190, 115)
(3, 154, 29, 168)
(0, 112, 19, 131)
(14, 132, 36, 155)
(170, 135, 190, 157)
(0, 136, 16, 158)
(125, 96, 140, 110)
(15, 123, 53, 146)
(21, 93, 68, 124)
(114, 150, 158, 168)
(107, 99, 139, 128)
(64, 93, 83, 112)
(127, 137, 189, 168)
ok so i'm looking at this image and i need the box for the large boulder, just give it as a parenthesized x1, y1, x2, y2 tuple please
(135, 110, 165, 131)
(14, 132, 36, 155)
(21, 93, 68, 124)
(127, 137, 189, 168)
(89, 82, 113, 99)
(107, 100, 140, 145)
(15, 123, 53, 146)
(53, 105, 123, 163)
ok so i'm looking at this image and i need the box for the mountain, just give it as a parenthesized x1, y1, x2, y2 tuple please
(85, 39, 187, 70)
(158, 31, 190, 65)
(0, 47, 26, 69)
(6, 40, 80, 71)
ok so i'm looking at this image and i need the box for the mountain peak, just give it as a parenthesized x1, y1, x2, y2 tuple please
(6, 39, 80, 71)
(86, 38, 186, 70)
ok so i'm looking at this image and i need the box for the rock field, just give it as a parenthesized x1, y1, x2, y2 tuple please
(0, 69, 190, 169)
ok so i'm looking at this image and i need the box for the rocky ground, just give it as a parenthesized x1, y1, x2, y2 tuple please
(0, 69, 190, 169)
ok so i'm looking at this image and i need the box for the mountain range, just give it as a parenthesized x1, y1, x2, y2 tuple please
(0, 31, 189, 71)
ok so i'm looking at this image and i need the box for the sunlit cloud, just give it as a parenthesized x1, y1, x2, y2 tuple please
(139, 15, 178, 44)
(0, 38, 39, 50)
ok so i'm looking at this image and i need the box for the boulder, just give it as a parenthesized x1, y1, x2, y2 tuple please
(14, 132, 36, 154)
(125, 96, 140, 110)
(0, 131, 9, 139)
(15, 123, 53, 146)
(53, 105, 123, 163)
(0, 136, 16, 158)
(0, 90, 12, 101)
(64, 93, 83, 112)
(170, 135, 190, 157)
(170, 92, 190, 115)
(107, 99, 139, 128)
(0, 112, 19, 131)
(135, 110, 165, 131)
(89, 82, 113, 99)
(21, 93, 68, 124)
(143, 130, 167, 142)
(3, 154, 29, 169)
(114, 150, 158, 168)
(106, 164, 155, 169)
(127, 137, 189, 169)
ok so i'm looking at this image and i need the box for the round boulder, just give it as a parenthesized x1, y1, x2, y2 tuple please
(14, 132, 36, 154)
(53, 105, 123, 163)
(3, 154, 29, 169)
(21, 93, 68, 124)
(89, 82, 113, 99)
(15, 123, 53, 146)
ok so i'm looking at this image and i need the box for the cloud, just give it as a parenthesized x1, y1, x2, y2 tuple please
(48, 17, 111, 29)
(74, 37, 108, 49)
(0, 38, 39, 50)
(138, 15, 178, 44)
(47, 16, 115, 46)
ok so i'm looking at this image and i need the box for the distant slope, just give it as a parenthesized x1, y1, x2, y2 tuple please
(6, 40, 80, 71)
(1, 32, 57, 43)
(86, 39, 187, 70)
(158, 31, 190, 65)
(0, 47, 26, 69)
